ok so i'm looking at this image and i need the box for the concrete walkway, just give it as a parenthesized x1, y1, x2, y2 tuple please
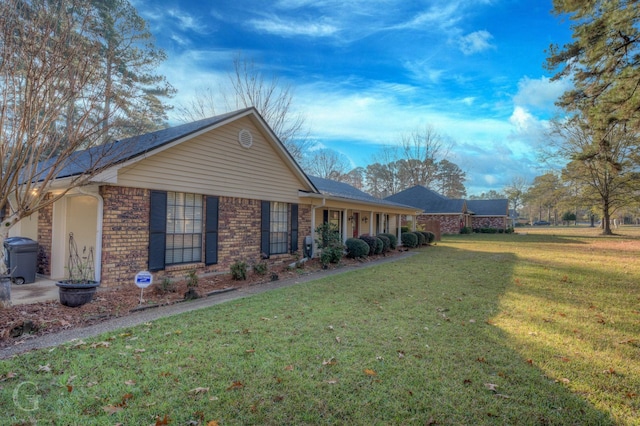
(0, 252, 415, 359)
(10, 276, 59, 305)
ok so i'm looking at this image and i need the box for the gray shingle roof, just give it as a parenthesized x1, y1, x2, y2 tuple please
(385, 186, 508, 216)
(466, 199, 509, 216)
(385, 186, 465, 214)
(309, 176, 417, 210)
(41, 109, 252, 180)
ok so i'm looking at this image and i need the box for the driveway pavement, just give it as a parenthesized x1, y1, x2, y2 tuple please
(0, 252, 415, 359)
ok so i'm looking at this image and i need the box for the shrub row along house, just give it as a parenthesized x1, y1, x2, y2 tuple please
(385, 184, 510, 234)
(10, 108, 421, 287)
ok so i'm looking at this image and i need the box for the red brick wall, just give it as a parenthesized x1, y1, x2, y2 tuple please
(100, 186, 150, 287)
(418, 219, 441, 241)
(414, 214, 462, 235)
(471, 216, 507, 230)
(99, 187, 308, 287)
(36, 195, 54, 275)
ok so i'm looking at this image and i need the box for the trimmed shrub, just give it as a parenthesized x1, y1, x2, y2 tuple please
(379, 233, 397, 249)
(359, 235, 377, 255)
(401, 226, 410, 233)
(401, 232, 418, 248)
(315, 222, 344, 267)
(374, 237, 384, 254)
(424, 231, 435, 244)
(253, 260, 268, 276)
(345, 238, 370, 258)
(231, 260, 248, 280)
(413, 231, 426, 246)
(460, 226, 472, 234)
(377, 235, 391, 253)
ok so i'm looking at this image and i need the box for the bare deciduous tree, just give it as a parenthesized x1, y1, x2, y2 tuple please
(176, 55, 313, 163)
(304, 149, 351, 180)
(0, 0, 129, 275)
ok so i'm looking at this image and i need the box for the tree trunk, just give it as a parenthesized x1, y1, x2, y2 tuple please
(602, 200, 612, 235)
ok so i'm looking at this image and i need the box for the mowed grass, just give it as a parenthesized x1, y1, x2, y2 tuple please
(1, 228, 639, 425)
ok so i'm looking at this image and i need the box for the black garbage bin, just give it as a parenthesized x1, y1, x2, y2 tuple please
(3, 237, 38, 284)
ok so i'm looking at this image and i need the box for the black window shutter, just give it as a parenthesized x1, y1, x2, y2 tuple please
(290, 204, 298, 253)
(261, 201, 270, 258)
(323, 209, 328, 223)
(149, 191, 167, 271)
(205, 196, 219, 265)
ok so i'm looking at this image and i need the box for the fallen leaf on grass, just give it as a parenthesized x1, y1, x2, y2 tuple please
(37, 364, 51, 372)
(335, 336, 341, 343)
(325, 379, 339, 384)
(226, 381, 243, 391)
(102, 405, 123, 415)
(284, 365, 294, 371)
(484, 383, 498, 392)
(364, 369, 377, 376)
(134, 348, 145, 353)
(90, 341, 111, 348)
(125, 380, 136, 385)
(322, 358, 337, 366)
(245, 349, 255, 353)
(626, 392, 637, 398)
(155, 414, 170, 425)
(189, 387, 209, 395)
(0, 372, 17, 381)
(602, 368, 617, 375)
(207, 421, 220, 426)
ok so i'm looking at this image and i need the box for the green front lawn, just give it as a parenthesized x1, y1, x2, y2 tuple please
(2, 229, 639, 425)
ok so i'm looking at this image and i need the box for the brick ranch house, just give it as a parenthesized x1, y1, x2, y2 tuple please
(11, 108, 419, 288)
(385, 185, 509, 234)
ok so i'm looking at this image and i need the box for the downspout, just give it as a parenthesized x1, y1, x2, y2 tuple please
(310, 197, 326, 258)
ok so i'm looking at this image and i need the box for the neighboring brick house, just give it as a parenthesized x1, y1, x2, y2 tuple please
(15, 108, 418, 287)
(385, 186, 509, 234)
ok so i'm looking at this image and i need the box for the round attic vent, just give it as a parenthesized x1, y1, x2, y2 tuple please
(238, 129, 253, 148)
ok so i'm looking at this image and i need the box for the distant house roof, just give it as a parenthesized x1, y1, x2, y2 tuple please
(385, 186, 508, 217)
(384, 186, 466, 214)
(308, 176, 418, 211)
(466, 199, 509, 216)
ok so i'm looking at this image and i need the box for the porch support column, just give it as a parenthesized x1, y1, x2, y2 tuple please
(397, 215, 402, 246)
(342, 208, 348, 243)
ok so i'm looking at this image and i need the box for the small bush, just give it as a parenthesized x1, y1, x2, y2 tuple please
(253, 261, 268, 276)
(413, 231, 426, 246)
(359, 235, 377, 255)
(460, 226, 472, 234)
(374, 237, 384, 254)
(401, 226, 410, 233)
(424, 231, 435, 243)
(315, 222, 344, 267)
(320, 246, 343, 266)
(156, 277, 176, 294)
(345, 238, 370, 258)
(230, 260, 248, 280)
(378, 233, 397, 249)
(377, 235, 390, 253)
(401, 232, 418, 248)
(186, 269, 198, 288)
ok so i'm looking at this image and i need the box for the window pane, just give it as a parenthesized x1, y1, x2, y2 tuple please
(165, 192, 203, 265)
(270, 202, 288, 255)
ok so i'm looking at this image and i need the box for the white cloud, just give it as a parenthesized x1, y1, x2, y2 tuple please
(248, 16, 338, 37)
(167, 9, 209, 34)
(513, 76, 572, 111)
(458, 30, 495, 55)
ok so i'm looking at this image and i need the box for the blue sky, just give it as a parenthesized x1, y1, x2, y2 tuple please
(133, 0, 573, 195)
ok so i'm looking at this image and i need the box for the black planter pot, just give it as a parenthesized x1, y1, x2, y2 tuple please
(56, 280, 100, 307)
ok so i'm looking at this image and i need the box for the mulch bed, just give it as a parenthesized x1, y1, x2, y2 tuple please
(0, 251, 407, 350)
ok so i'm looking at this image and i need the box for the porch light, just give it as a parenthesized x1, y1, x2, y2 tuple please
(362, 216, 368, 224)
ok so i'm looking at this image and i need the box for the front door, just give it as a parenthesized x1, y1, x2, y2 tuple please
(352, 212, 359, 237)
